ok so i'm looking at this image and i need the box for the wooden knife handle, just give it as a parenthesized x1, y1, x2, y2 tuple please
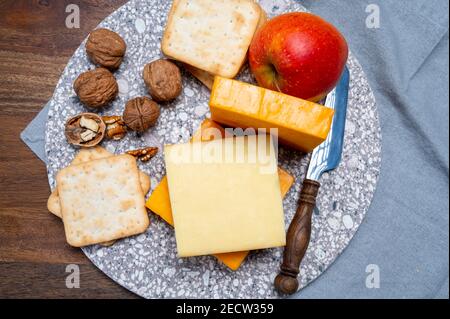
(274, 179, 320, 295)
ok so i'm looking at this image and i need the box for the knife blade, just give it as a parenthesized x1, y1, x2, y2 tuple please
(274, 67, 350, 295)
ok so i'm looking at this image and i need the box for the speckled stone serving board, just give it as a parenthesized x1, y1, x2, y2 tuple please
(44, 0, 382, 298)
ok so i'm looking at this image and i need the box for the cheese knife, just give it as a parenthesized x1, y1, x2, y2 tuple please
(274, 67, 350, 295)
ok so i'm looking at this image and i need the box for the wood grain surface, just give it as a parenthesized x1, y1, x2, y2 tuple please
(0, 0, 138, 299)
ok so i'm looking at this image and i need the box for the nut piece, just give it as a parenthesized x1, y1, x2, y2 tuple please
(80, 130, 97, 142)
(143, 59, 182, 102)
(65, 113, 106, 147)
(126, 147, 158, 162)
(102, 115, 127, 140)
(80, 116, 99, 132)
(123, 97, 160, 133)
(86, 28, 126, 70)
(73, 68, 118, 109)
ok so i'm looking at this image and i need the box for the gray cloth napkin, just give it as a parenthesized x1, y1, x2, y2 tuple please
(21, 0, 449, 298)
(20, 103, 49, 163)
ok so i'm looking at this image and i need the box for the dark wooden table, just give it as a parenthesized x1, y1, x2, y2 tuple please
(0, 0, 138, 298)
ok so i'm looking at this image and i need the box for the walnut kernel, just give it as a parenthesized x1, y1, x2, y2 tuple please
(102, 115, 127, 140)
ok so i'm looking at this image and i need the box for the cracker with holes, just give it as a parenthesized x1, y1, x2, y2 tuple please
(47, 146, 151, 218)
(162, 0, 261, 78)
(57, 154, 150, 247)
(182, 4, 268, 89)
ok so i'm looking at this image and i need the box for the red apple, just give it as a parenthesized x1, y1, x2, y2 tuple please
(249, 12, 348, 102)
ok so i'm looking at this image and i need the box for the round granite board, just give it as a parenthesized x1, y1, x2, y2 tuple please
(45, 0, 382, 298)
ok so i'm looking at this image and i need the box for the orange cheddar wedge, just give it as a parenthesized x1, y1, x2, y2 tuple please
(278, 166, 295, 197)
(148, 176, 173, 226)
(146, 119, 295, 271)
(209, 76, 335, 153)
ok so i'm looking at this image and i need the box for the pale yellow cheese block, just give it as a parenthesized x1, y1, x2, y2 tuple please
(165, 136, 286, 257)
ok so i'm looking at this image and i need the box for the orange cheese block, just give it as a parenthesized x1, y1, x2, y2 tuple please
(146, 119, 294, 270)
(209, 76, 335, 153)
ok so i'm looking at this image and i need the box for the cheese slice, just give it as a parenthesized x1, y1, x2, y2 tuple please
(209, 76, 335, 153)
(146, 119, 294, 270)
(165, 135, 286, 257)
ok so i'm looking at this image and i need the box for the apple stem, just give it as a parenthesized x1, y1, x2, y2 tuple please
(273, 78, 282, 93)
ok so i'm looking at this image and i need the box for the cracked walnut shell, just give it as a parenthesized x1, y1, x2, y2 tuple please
(74, 68, 118, 108)
(143, 59, 182, 102)
(65, 113, 106, 147)
(86, 28, 126, 70)
(123, 97, 160, 133)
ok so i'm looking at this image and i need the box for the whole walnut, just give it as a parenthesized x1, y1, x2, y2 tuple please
(86, 28, 126, 70)
(143, 59, 182, 102)
(123, 97, 160, 132)
(73, 68, 118, 108)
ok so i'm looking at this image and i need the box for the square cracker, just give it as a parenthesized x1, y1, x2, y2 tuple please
(181, 3, 267, 89)
(57, 154, 149, 247)
(162, 0, 261, 78)
(47, 147, 150, 218)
